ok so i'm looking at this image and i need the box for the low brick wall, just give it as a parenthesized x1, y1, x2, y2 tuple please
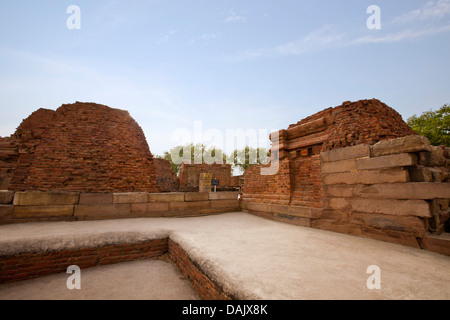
(169, 240, 231, 300)
(0, 238, 168, 284)
(0, 191, 240, 224)
(0, 236, 232, 300)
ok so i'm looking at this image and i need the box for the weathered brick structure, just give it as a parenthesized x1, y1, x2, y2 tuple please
(153, 158, 179, 192)
(243, 99, 415, 209)
(1, 102, 159, 193)
(242, 99, 450, 253)
(179, 163, 232, 191)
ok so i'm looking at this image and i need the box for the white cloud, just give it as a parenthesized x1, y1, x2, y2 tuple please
(221, 25, 346, 61)
(224, 11, 247, 23)
(156, 30, 177, 44)
(354, 24, 450, 44)
(189, 33, 220, 44)
(393, 0, 450, 25)
(221, 1, 450, 62)
(274, 25, 345, 56)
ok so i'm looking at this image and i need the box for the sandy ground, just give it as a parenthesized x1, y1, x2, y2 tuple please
(0, 212, 449, 300)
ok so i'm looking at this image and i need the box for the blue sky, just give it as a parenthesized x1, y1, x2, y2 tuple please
(0, 0, 449, 156)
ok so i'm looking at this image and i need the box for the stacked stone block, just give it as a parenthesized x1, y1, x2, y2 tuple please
(320, 135, 450, 249)
(0, 191, 240, 224)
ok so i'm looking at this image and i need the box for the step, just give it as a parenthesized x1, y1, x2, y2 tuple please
(421, 233, 450, 256)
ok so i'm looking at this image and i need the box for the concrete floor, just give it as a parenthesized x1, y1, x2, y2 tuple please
(0, 258, 199, 300)
(0, 212, 449, 300)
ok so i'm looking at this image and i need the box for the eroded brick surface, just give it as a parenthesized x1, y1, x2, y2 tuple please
(4, 102, 159, 193)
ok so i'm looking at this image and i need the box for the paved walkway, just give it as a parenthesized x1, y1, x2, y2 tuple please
(0, 212, 449, 300)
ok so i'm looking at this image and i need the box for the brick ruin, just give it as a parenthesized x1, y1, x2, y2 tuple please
(153, 158, 179, 192)
(0, 98, 449, 255)
(242, 99, 450, 253)
(178, 162, 234, 192)
(0, 102, 174, 193)
(243, 99, 416, 208)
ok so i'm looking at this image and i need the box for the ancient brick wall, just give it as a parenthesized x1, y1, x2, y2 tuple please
(241, 99, 450, 254)
(242, 159, 291, 205)
(6, 102, 159, 193)
(153, 158, 179, 192)
(0, 136, 19, 190)
(230, 175, 243, 187)
(243, 99, 416, 210)
(179, 163, 232, 188)
(0, 238, 168, 284)
(323, 99, 416, 151)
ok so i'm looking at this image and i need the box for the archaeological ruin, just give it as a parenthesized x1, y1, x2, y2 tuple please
(242, 99, 450, 253)
(0, 99, 449, 299)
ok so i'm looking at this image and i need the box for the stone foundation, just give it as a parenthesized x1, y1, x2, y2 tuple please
(0, 191, 240, 224)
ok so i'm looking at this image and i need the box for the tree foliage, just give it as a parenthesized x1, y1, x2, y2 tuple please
(157, 144, 270, 175)
(229, 146, 270, 174)
(407, 104, 450, 147)
(158, 143, 226, 175)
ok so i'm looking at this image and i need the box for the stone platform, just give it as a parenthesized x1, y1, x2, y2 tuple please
(0, 212, 449, 300)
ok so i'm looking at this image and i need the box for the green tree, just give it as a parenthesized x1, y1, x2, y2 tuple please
(158, 143, 226, 175)
(407, 104, 450, 147)
(229, 147, 270, 174)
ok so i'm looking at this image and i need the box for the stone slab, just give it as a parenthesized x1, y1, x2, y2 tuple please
(0, 191, 14, 204)
(148, 193, 185, 203)
(184, 193, 209, 202)
(311, 220, 363, 237)
(169, 201, 211, 211)
(361, 226, 421, 248)
(409, 166, 433, 182)
(130, 202, 170, 214)
(325, 198, 351, 210)
(244, 202, 272, 213)
(74, 204, 131, 218)
(0, 205, 13, 218)
(323, 168, 409, 185)
(271, 204, 322, 219)
(320, 144, 370, 163)
(14, 205, 75, 218)
(350, 199, 431, 218)
(420, 233, 450, 256)
(324, 185, 354, 198)
(113, 193, 148, 204)
(79, 193, 113, 205)
(351, 212, 427, 238)
(353, 183, 450, 200)
(321, 159, 357, 174)
(13, 192, 79, 206)
(208, 192, 239, 200)
(272, 213, 311, 228)
(210, 200, 240, 210)
(356, 153, 417, 170)
(372, 135, 431, 157)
